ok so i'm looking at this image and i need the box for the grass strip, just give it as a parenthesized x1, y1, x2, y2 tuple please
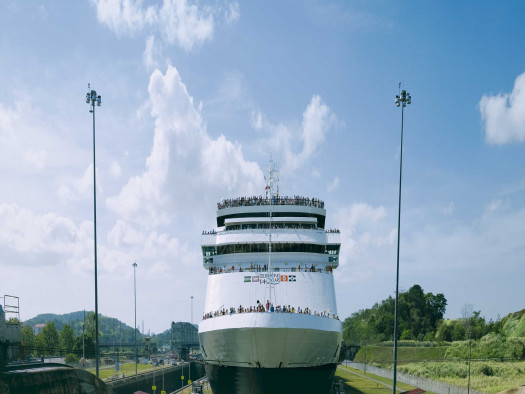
(336, 365, 425, 393)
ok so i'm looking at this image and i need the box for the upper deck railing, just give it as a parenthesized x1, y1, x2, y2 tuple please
(217, 196, 325, 210)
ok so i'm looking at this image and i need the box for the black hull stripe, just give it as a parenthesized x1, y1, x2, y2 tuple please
(205, 363, 336, 394)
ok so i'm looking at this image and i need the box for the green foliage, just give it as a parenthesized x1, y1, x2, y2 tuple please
(42, 322, 59, 355)
(60, 324, 75, 355)
(374, 340, 450, 347)
(436, 310, 499, 342)
(353, 345, 448, 363)
(34, 333, 46, 356)
(398, 360, 525, 393)
(401, 329, 413, 340)
(343, 284, 447, 344)
(444, 333, 525, 360)
(65, 353, 79, 364)
(21, 326, 34, 348)
(500, 310, 525, 337)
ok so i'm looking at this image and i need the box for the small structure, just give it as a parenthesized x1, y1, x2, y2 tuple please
(170, 322, 199, 360)
(0, 296, 22, 367)
(33, 323, 46, 335)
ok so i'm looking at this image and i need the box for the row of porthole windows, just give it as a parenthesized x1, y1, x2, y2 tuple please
(202, 243, 340, 256)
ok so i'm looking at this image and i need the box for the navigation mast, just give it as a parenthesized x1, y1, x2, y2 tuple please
(265, 160, 279, 309)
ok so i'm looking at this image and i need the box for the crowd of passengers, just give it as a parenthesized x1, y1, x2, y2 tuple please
(217, 195, 324, 210)
(202, 300, 339, 321)
(204, 225, 340, 233)
(208, 264, 334, 274)
(225, 223, 317, 231)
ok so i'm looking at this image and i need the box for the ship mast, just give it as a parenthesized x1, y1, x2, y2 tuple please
(265, 159, 279, 309)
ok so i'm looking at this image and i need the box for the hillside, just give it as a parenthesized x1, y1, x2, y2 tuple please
(353, 345, 449, 364)
(24, 311, 146, 344)
(501, 309, 525, 337)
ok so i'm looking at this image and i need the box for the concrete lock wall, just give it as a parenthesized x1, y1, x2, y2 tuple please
(345, 362, 488, 394)
(108, 362, 206, 394)
(0, 364, 111, 394)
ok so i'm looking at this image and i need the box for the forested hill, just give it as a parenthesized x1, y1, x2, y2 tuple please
(25, 311, 86, 330)
(23, 311, 193, 347)
(343, 284, 525, 344)
(24, 311, 144, 344)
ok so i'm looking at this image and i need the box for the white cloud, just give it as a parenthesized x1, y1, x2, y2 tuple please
(58, 164, 98, 202)
(443, 201, 454, 215)
(89, 0, 155, 35)
(334, 202, 393, 281)
(225, 1, 240, 24)
(480, 71, 525, 145)
(256, 95, 340, 175)
(0, 203, 92, 269)
(107, 65, 264, 227)
(327, 176, 339, 192)
(143, 35, 159, 69)
(110, 160, 122, 178)
(251, 110, 262, 130)
(24, 148, 46, 171)
(487, 199, 502, 213)
(90, 0, 229, 51)
(158, 0, 214, 50)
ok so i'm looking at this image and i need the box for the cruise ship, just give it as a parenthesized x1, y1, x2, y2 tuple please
(198, 162, 342, 393)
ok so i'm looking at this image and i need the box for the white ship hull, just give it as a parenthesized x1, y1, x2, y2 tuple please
(199, 313, 342, 368)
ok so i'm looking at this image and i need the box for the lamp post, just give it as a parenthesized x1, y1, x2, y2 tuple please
(133, 261, 138, 376)
(86, 84, 101, 377)
(190, 296, 194, 324)
(392, 88, 411, 393)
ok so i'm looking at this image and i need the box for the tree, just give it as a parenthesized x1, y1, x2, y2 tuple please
(21, 326, 35, 359)
(60, 324, 75, 355)
(42, 322, 59, 356)
(22, 326, 34, 348)
(343, 284, 448, 344)
(34, 333, 46, 356)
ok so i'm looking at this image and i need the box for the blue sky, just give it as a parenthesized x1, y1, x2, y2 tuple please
(1, 1, 525, 333)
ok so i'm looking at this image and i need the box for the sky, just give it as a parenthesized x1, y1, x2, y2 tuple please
(1, 0, 525, 334)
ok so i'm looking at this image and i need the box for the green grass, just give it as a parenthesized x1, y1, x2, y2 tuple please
(86, 362, 172, 380)
(353, 346, 449, 364)
(398, 360, 525, 393)
(335, 365, 421, 393)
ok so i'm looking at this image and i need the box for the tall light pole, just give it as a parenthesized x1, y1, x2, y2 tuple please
(133, 261, 138, 376)
(190, 296, 194, 324)
(392, 88, 411, 393)
(86, 84, 101, 377)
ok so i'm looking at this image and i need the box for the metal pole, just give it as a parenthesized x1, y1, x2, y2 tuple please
(191, 296, 194, 324)
(133, 261, 137, 375)
(82, 309, 85, 361)
(92, 99, 100, 378)
(468, 338, 472, 393)
(392, 101, 405, 393)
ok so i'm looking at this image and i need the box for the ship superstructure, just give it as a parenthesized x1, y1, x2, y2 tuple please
(198, 161, 342, 393)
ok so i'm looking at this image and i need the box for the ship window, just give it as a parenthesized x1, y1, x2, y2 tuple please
(202, 246, 217, 256)
(211, 242, 334, 256)
(325, 245, 340, 255)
